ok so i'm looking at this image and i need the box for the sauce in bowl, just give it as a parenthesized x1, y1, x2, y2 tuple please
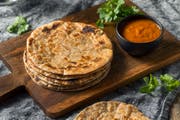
(116, 15, 164, 56)
(120, 19, 161, 43)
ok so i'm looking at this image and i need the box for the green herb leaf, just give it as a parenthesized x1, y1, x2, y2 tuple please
(140, 74, 159, 93)
(96, 0, 140, 28)
(160, 74, 180, 91)
(7, 16, 30, 35)
(140, 74, 180, 94)
(96, 19, 104, 29)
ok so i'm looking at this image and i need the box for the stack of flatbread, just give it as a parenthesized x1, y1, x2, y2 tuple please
(74, 101, 150, 120)
(23, 20, 113, 91)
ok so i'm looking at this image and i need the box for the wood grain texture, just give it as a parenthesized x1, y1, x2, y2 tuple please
(0, 0, 179, 118)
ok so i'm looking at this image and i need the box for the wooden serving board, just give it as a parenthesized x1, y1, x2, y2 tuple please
(0, 0, 180, 118)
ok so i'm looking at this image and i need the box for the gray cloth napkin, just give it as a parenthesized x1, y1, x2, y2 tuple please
(0, 0, 179, 120)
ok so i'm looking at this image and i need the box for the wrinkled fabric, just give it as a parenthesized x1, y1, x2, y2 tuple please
(0, 0, 179, 120)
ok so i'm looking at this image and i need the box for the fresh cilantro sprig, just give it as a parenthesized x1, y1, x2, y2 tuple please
(160, 74, 180, 91)
(140, 74, 180, 94)
(7, 16, 30, 35)
(96, 0, 140, 28)
(140, 74, 159, 93)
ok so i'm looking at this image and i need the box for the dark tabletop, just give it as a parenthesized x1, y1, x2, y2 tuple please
(0, 0, 180, 120)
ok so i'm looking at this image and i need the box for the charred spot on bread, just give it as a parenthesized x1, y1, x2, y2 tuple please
(42, 27, 50, 33)
(82, 26, 95, 33)
(28, 37, 33, 46)
(52, 22, 60, 30)
(99, 40, 105, 45)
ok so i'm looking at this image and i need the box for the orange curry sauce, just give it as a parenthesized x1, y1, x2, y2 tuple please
(121, 19, 161, 43)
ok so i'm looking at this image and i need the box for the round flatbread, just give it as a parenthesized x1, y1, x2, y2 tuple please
(25, 51, 111, 80)
(24, 51, 111, 87)
(27, 20, 113, 75)
(74, 101, 150, 120)
(25, 60, 110, 88)
(114, 102, 150, 120)
(26, 65, 110, 91)
(74, 101, 120, 120)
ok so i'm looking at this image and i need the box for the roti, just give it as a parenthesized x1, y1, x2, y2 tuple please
(114, 103, 150, 120)
(74, 101, 150, 120)
(24, 51, 110, 87)
(74, 101, 120, 120)
(25, 59, 110, 88)
(26, 65, 110, 91)
(27, 20, 113, 75)
(25, 51, 111, 80)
